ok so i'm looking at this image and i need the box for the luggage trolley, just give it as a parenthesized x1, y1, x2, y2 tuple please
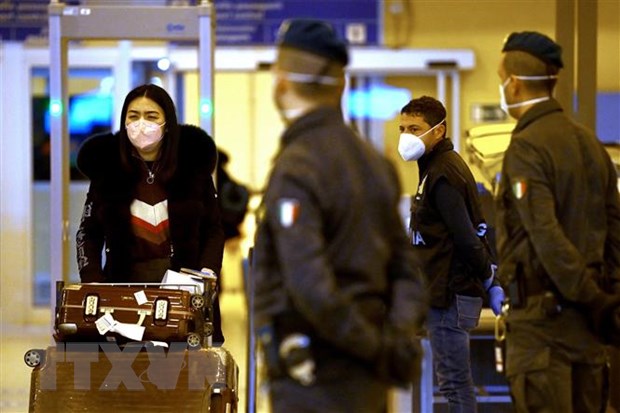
(25, 271, 238, 412)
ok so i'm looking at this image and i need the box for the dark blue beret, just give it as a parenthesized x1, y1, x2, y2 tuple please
(277, 18, 349, 66)
(502, 31, 563, 68)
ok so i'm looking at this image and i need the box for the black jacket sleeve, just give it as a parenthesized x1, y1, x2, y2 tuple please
(76, 187, 105, 282)
(433, 177, 494, 281)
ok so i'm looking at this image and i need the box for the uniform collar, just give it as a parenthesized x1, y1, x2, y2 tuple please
(418, 138, 454, 175)
(513, 98, 564, 133)
(281, 106, 344, 146)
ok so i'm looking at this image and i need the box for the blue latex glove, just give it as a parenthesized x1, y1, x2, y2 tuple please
(483, 264, 498, 291)
(488, 285, 505, 316)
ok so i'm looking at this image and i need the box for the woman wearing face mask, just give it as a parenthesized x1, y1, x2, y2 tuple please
(75, 83, 226, 344)
(399, 96, 504, 412)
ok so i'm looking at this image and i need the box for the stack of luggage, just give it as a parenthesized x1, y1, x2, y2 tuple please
(24, 268, 238, 412)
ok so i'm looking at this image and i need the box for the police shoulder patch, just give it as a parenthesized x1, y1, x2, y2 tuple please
(277, 198, 300, 228)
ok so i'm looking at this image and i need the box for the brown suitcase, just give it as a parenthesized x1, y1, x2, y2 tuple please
(54, 283, 210, 348)
(25, 344, 238, 413)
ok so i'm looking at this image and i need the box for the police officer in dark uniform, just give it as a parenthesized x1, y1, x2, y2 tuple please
(252, 19, 427, 413)
(495, 31, 620, 412)
(399, 96, 504, 412)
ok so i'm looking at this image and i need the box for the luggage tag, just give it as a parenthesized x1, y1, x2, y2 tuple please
(95, 312, 146, 341)
(114, 322, 146, 342)
(96, 313, 118, 335)
(134, 290, 148, 305)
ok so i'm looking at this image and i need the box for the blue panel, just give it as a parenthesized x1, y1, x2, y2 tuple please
(597, 93, 620, 144)
(0, 0, 48, 41)
(1, 0, 380, 45)
(348, 84, 411, 120)
(212, 0, 380, 45)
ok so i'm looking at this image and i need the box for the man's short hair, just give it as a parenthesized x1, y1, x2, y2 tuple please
(401, 96, 447, 133)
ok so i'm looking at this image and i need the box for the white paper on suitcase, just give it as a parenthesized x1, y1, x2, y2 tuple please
(160, 269, 205, 295)
(95, 312, 145, 341)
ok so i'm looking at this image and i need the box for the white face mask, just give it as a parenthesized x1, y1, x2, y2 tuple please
(273, 70, 338, 123)
(281, 108, 307, 121)
(499, 75, 557, 114)
(398, 133, 425, 162)
(398, 118, 445, 162)
(126, 119, 165, 151)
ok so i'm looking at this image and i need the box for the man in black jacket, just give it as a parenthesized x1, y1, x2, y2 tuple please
(399, 96, 504, 412)
(253, 19, 427, 412)
(495, 31, 620, 412)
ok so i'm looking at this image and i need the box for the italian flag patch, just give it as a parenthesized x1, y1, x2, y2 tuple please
(512, 179, 527, 199)
(278, 198, 300, 228)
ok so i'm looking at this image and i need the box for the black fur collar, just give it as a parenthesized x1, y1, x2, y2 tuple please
(77, 124, 217, 180)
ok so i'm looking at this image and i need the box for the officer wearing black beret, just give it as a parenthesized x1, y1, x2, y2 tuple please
(495, 31, 620, 412)
(252, 18, 427, 412)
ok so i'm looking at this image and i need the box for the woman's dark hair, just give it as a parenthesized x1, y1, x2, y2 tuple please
(118, 84, 180, 183)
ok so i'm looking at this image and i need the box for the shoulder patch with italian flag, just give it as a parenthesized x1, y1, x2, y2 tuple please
(277, 198, 300, 228)
(512, 178, 527, 199)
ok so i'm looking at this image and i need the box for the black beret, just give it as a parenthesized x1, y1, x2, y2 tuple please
(502, 31, 564, 68)
(277, 18, 349, 66)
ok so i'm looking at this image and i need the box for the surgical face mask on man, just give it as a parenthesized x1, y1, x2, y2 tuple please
(272, 72, 303, 123)
(499, 75, 558, 113)
(272, 70, 341, 123)
(398, 118, 445, 162)
(125, 119, 165, 151)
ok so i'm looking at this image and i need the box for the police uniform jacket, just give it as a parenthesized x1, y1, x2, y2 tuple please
(495, 98, 620, 307)
(253, 106, 426, 363)
(410, 138, 493, 308)
(76, 124, 225, 282)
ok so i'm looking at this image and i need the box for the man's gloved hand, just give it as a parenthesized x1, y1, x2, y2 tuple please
(376, 326, 422, 388)
(482, 264, 504, 315)
(483, 264, 498, 291)
(279, 333, 316, 386)
(488, 285, 505, 316)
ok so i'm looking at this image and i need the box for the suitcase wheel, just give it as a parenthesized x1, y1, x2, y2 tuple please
(190, 294, 205, 310)
(186, 333, 202, 349)
(24, 349, 45, 368)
